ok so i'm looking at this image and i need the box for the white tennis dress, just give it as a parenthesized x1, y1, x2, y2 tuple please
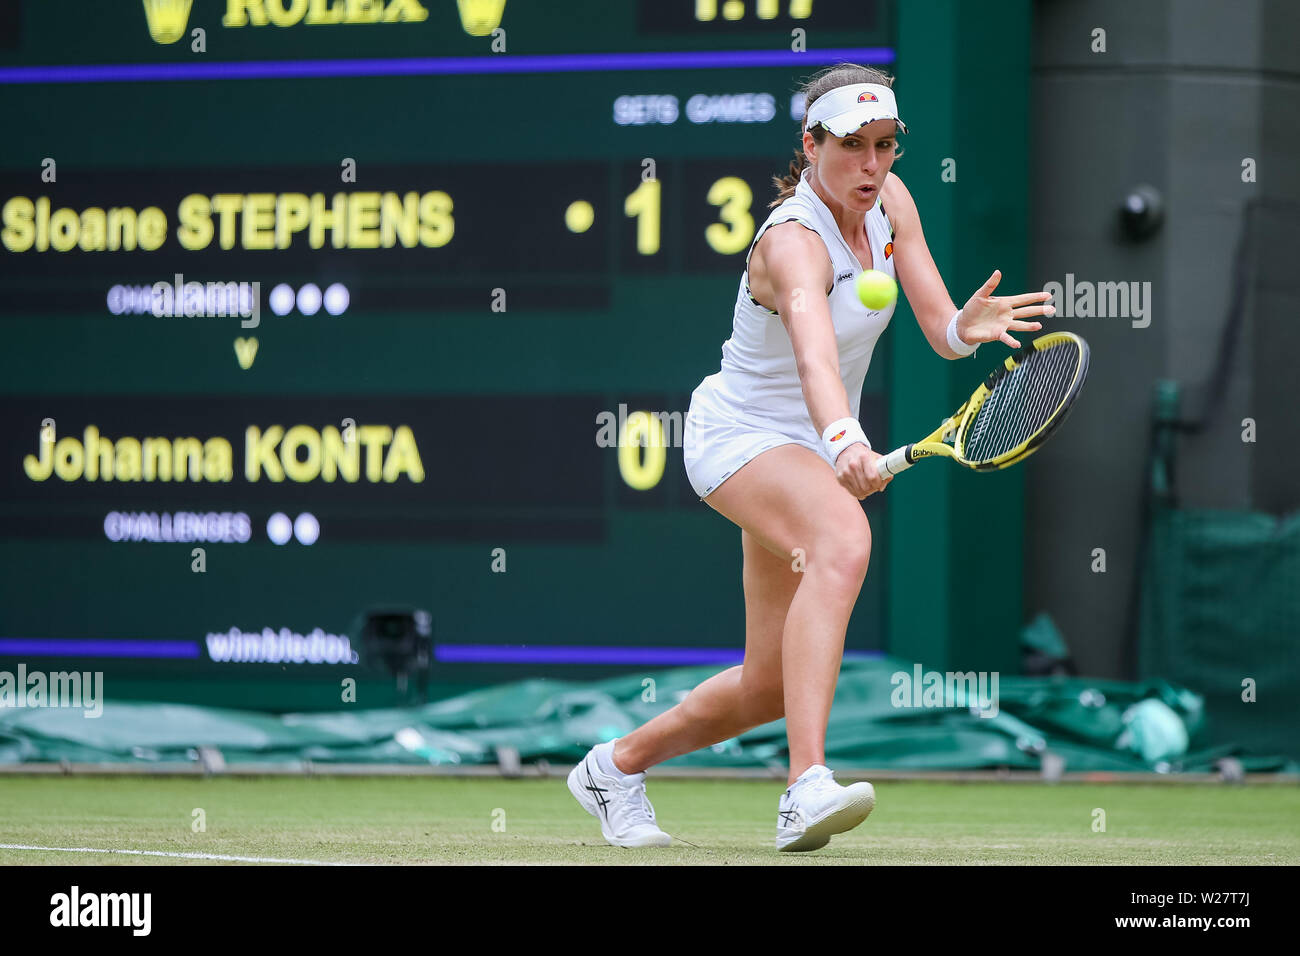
(683, 165, 898, 499)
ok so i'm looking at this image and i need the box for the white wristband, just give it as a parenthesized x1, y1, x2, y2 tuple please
(821, 417, 871, 463)
(946, 309, 978, 357)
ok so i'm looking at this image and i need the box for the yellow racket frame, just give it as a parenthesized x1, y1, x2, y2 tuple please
(875, 331, 1090, 477)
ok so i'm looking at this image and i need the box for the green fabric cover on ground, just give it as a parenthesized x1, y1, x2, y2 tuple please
(2, 657, 1294, 772)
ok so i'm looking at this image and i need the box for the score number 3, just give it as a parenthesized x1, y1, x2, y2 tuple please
(623, 176, 755, 256)
(704, 176, 754, 255)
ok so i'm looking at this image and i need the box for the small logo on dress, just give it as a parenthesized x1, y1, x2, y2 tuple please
(884, 242, 894, 259)
(835, 271, 854, 283)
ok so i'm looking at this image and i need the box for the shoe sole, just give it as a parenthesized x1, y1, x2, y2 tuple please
(567, 758, 672, 849)
(778, 783, 876, 853)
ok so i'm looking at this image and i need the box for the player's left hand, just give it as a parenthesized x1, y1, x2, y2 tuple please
(958, 270, 1055, 349)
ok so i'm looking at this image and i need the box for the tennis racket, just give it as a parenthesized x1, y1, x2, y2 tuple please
(875, 330, 1090, 478)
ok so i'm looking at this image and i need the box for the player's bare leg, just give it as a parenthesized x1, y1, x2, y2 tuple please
(613, 444, 869, 784)
(611, 525, 799, 773)
(569, 444, 874, 848)
(696, 444, 870, 784)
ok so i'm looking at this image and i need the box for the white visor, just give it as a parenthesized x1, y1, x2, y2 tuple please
(806, 82, 908, 136)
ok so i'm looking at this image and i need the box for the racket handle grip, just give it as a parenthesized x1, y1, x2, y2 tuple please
(875, 444, 915, 478)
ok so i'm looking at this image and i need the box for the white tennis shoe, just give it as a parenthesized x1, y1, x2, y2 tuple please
(568, 741, 673, 848)
(776, 764, 876, 852)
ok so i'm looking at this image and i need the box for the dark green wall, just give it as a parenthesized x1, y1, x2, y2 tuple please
(888, 0, 1031, 674)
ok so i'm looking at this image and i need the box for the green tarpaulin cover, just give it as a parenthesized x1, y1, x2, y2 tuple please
(3, 656, 1294, 773)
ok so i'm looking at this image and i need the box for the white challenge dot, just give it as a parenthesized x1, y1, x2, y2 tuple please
(294, 512, 320, 546)
(324, 283, 349, 315)
(269, 284, 295, 316)
(297, 283, 322, 316)
(267, 512, 293, 545)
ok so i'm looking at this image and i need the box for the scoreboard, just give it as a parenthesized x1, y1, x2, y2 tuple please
(0, 0, 897, 708)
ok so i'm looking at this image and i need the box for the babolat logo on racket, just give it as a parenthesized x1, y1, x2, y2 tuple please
(857, 91, 879, 102)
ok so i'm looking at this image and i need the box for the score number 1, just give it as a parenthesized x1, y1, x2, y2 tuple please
(624, 176, 755, 256)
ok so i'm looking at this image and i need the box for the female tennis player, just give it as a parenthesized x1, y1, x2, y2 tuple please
(569, 64, 1053, 851)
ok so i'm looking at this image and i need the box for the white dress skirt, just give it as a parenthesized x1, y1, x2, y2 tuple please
(682, 377, 829, 501)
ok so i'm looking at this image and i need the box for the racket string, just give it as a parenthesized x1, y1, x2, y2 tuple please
(962, 342, 1079, 463)
(990, 345, 1072, 456)
(1015, 354, 1062, 451)
(1003, 349, 1068, 453)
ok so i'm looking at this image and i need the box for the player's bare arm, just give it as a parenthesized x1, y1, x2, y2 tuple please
(883, 172, 1055, 355)
(751, 223, 842, 430)
(757, 223, 891, 498)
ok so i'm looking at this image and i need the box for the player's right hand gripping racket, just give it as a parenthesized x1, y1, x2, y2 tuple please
(875, 330, 1090, 478)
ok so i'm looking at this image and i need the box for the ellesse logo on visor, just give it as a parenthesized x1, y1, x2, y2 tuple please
(857, 92, 879, 103)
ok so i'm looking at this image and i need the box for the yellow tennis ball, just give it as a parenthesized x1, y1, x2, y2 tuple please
(856, 270, 898, 310)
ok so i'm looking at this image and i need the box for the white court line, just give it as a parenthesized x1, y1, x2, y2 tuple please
(0, 843, 356, 866)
